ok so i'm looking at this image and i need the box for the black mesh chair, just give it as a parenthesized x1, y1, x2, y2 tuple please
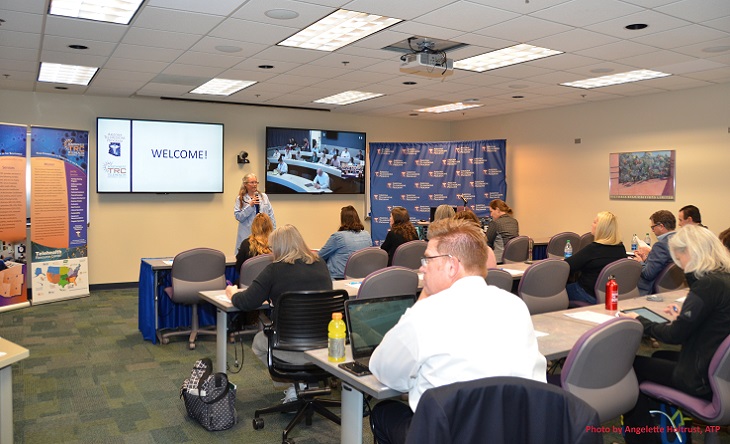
(253, 289, 349, 444)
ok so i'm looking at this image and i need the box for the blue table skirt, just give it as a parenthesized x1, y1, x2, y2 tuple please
(532, 244, 547, 261)
(138, 260, 239, 344)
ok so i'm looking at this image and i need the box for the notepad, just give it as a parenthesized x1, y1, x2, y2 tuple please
(564, 311, 616, 324)
(500, 268, 523, 277)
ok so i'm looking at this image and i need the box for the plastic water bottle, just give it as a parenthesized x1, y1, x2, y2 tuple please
(327, 312, 346, 363)
(631, 234, 638, 252)
(564, 240, 573, 258)
(605, 275, 618, 311)
(644, 233, 651, 247)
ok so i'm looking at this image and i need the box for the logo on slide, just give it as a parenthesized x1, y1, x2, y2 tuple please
(108, 142, 121, 157)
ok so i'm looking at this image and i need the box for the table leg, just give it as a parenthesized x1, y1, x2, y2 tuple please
(215, 308, 228, 373)
(0, 366, 13, 444)
(153, 269, 160, 344)
(341, 382, 364, 444)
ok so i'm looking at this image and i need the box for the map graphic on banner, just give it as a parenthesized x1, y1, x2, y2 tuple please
(369, 139, 506, 244)
(30, 126, 90, 303)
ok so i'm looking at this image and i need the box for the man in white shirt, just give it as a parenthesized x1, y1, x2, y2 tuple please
(339, 148, 351, 166)
(276, 158, 288, 175)
(313, 168, 329, 189)
(369, 218, 547, 444)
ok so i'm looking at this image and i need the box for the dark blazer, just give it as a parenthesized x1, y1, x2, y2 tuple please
(638, 231, 675, 295)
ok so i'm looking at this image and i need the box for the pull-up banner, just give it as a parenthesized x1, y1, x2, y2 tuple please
(0, 123, 30, 312)
(369, 139, 507, 244)
(30, 126, 89, 304)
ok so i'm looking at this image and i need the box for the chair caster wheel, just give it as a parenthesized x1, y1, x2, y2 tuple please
(189, 342, 196, 350)
(253, 417, 264, 430)
(161, 338, 170, 344)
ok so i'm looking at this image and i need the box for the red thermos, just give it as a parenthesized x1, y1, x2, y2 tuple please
(606, 275, 618, 311)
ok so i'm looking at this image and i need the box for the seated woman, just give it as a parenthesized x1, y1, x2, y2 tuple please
(433, 204, 455, 222)
(620, 225, 730, 443)
(225, 224, 332, 402)
(453, 210, 497, 269)
(235, 213, 273, 274)
(486, 199, 519, 263)
(565, 211, 626, 305)
(318, 206, 373, 279)
(380, 207, 419, 266)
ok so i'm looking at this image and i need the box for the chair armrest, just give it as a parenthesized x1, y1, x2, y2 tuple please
(259, 312, 273, 336)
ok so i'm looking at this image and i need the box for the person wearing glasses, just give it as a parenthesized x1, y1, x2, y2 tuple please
(234, 173, 276, 254)
(633, 210, 676, 295)
(369, 218, 546, 444)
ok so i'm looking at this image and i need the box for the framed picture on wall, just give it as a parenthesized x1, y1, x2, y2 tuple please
(609, 150, 676, 200)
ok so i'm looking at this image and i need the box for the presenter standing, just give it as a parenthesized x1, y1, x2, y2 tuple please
(234, 173, 276, 254)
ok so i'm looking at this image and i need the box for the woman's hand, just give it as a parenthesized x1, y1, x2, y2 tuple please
(618, 311, 639, 319)
(225, 285, 238, 300)
(663, 303, 680, 321)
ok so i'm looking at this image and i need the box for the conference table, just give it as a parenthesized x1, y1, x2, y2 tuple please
(305, 288, 689, 444)
(0, 338, 29, 444)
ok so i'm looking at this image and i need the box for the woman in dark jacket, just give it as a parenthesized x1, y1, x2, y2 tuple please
(380, 207, 418, 266)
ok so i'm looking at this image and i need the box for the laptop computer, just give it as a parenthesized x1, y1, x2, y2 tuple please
(340, 295, 416, 376)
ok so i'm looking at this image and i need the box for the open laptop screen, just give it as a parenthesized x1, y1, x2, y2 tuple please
(344, 295, 415, 361)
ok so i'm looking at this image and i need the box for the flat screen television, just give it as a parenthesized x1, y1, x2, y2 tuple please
(97, 118, 224, 193)
(265, 126, 366, 194)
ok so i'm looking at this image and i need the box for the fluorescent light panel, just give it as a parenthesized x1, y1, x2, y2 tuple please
(455, 44, 563, 73)
(49, 0, 145, 24)
(38, 62, 98, 86)
(190, 79, 257, 96)
(314, 90, 383, 105)
(560, 69, 671, 89)
(278, 9, 402, 52)
(417, 102, 482, 114)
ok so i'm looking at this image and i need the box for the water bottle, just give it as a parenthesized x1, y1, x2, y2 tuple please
(605, 275, 618, 311)
(564, 240, 573, 258)
(327, 312, 346, 363)
(631, 234, 638, 252)
(644, 233, 651, 247)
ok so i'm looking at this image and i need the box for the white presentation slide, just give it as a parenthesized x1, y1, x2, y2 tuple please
(97, 118, 132, 192)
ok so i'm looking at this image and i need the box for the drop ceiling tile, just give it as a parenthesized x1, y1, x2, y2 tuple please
(173, 52, 243, 69)
(1, 0, 46, 14)
(147, 0, 245, 16)
(123, 28, 202, 50)
(616, 49, 696, 69)
(531, 0, 643, 27)
(632, 25, 729, 50)
(412, 2, 519, 34)
(531, 29, 619, 53)
(42, 36, 118, 57)
(103, 58, 170, 73)
(474, 16, 572, 42)
(40, 50, 108, 67)
(585, 10, 690, 39)
(210, 18, 299, 45)
(44, 16, 128, 42)
(656, 0, 730, 24)
(231, 0, 335, 26)
(132, 7, 225, 34)
(112, 44, 184, 63)
(345, 0, 453, 20)
(0, 30, 42, 50)
(0, 9, 44, 33)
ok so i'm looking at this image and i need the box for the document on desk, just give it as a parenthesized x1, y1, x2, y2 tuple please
(534, 331, 548, 338)
(564, 311, 616, 324)
(676, 296, 686, 303)
(499, 268, 523, 277)
(163, 260, 173, 266)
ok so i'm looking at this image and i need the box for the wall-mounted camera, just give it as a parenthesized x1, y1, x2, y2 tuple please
(237, 151, 250, 164)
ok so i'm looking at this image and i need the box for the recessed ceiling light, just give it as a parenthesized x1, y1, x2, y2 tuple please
(416, 102, 482, 114)
(560, 69, 671, 89)
(38, 62, 98, 86)
(68, 44, 88, 50)
(278, 9, 402, 52)
(258, 65, 274, 69)
(409, 113, 419, 117)
(265, 9, 299, 20)
(625, 23, 648, 30)
(190, 78, 257, 96)
(215, 45, 242, 53)
(512, 95, 524, 99)
(314, 90, 384, 105)
(454, 44, 563, 73)
(702, 46, 730, 53)
(403, 81, 417, 85)
(49, 0, 145, 25)
(55, 86, 68, 90)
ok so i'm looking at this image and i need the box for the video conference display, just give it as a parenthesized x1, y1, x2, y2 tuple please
(265, 126, 366, 194)
(97, 118, 224, 193)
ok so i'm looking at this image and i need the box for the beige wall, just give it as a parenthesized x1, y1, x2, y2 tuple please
(2, 82, 728, 284)
(453, 82, 730, 245)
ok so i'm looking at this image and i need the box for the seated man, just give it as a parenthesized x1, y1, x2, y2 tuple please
(276, 158, 288, 175)
(678, 204, 707, 228)
(369, 218, 547, 444)
(633, 210, 676, 295)
(313, 168, 330, 189)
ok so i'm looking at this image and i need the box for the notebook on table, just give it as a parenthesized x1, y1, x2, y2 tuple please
(340, 295, 416, 376)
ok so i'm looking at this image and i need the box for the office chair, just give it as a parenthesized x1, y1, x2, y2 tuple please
(501, 235, 530, 264)
(593, 258, 642, 304)
(518, 259, 570, 314)
(640, 334, 730, 444)
(578, 232, 594, 252)
(405, 376, 601, 444)
(253, 289, 349, 444)
(343, 247, 388, 279)
(653, 263, 688, 294)
(239, 253, 273, 287)
(485, 268, 514, 293)
(558, 317, 643, 423)
(391, 240, 428, 270)
(546, 232, 581, 259)
(357, 266, 418, 299)
(160, 248, 225, 350)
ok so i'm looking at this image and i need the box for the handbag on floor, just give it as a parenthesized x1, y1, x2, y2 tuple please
(180, 358, 237, 431)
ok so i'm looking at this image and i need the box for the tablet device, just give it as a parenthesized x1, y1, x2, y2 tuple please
(622, 307, 670, 324)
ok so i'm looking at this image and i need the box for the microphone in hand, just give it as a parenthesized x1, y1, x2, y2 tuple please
(254, 192, 260, 214)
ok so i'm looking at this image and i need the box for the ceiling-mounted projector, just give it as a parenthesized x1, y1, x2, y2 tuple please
(400, 52, 454, 77)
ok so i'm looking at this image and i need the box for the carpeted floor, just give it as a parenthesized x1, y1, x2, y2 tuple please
(2, 288, 723, 443)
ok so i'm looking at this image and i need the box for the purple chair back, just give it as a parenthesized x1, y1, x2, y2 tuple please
(357, 266, 418, 300)
(485, 268, 513, 293)
(239, 253, 273, 287)
(546, 232, 581, 259)
(593, 258, 642, 303)
(517, 259, 570, 314)
(392, 240, 427, 270)
(561, 317, 643, 423)
(344, 247, 388, 279)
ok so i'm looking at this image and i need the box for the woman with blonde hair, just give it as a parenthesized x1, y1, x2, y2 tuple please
(486, 199, 519, 263)
(234, 173, 276, 254)
(380, 207, 419, 266)
(318, 206, 372, 279)
(565, 211, 627, 305)
(433, 204, 455, 221)
(235, 213, 274, 273)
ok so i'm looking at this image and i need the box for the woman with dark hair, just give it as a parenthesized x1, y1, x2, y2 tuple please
(381, 207, 419, 266)
(318, 206, 373, 279)
(235, 212, 274, 272)
(486, 199, 519, 263)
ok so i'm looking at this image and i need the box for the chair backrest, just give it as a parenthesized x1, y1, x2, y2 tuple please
(392, 240, 428, 270)
(578, 232, 594, 252)
(167, 248, 226, 305)
(357, 266, 418, 299)
(546, 232, 581, 259)
(518, 259, 570, 314)
(593, 258, 642, 303)
(502, 235, 530, 264)
(561, 317, 644, 423)
(653, 263, 688, 294)
(343, 247, 388, 279)
(485, 268, 513, 292)
(404, 376, 601, 444)
(239, 253, 273, 287)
